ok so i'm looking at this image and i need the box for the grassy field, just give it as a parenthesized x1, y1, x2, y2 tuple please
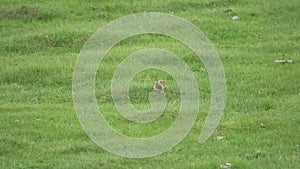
(0, 0, 299, 168)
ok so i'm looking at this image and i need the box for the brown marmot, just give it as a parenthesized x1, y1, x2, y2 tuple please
(153, 80, 166, 94)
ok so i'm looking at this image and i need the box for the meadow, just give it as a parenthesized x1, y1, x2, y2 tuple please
(0, 0, 299, 168)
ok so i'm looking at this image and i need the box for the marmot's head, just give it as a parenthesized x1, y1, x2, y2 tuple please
(159, 80, 166, 85)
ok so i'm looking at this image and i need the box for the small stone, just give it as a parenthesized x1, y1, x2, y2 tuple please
(274, 60, 293, 64)
(232, 16, 239, 20)
(31, 98, 38, 103)
(219, 162, 232, 169)
(97, 13, 105, 18)
(260, 122, 266, 128)
(214, 136, 225, 141)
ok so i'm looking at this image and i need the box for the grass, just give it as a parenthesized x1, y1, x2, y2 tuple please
(0, 0, 299, 168)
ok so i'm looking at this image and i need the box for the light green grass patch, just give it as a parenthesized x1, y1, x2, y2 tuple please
(1, 0, 299, 168)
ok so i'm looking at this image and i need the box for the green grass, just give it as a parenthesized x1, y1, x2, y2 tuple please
(1, 0, 299, 168)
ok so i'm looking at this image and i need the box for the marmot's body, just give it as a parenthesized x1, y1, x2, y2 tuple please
(153, 80, 165, 94)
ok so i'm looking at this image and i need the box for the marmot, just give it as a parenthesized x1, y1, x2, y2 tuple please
(153, 80, 166, 94)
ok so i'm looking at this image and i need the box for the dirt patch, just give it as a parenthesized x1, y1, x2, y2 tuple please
(0, 5, 41, 20)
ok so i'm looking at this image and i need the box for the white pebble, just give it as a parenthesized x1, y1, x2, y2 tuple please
(219, 162, 233, 168)
(232, 16, 239, 20)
